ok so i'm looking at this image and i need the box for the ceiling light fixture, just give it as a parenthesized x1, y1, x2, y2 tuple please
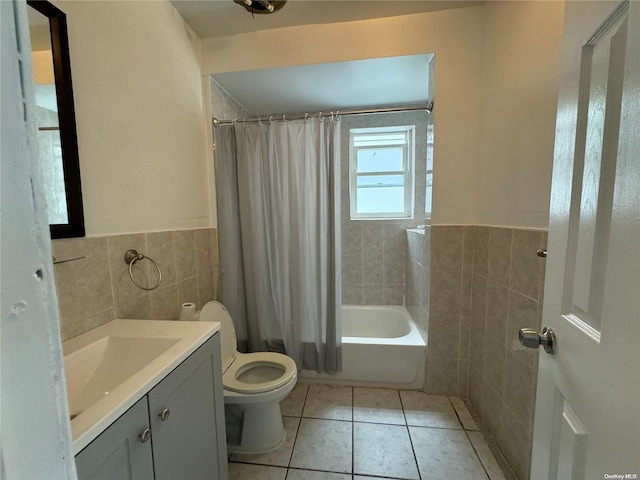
(233, 0, 287, 15)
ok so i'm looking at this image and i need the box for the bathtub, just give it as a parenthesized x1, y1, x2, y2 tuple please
(300, 305, 427, 388)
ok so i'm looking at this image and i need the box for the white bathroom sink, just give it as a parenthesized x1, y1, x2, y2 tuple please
(65, 335, 180, 418)
(62, 319, 220, 454)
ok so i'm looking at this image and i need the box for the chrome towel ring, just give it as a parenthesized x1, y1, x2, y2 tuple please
(124, 249, 162, 291)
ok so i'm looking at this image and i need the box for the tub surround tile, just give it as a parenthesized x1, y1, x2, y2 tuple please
(410, 426, 489, 479)
(303, 385, 352, 421)
(353, 388, 405, 425)
(362, 223, 384, 256)
(361, 285, 384, 306)
(342, 222, 363, 256)
(383, 254, 405, 285)
(383, 284, 404, 305)
(353, 422, 420, 479)
(289, 418, 352, 473)
(342, 285, 363, 305)
(457, 360, 470, 397)
(399, 391, 461, 429)
(343, 253, 363, 285)
(362, 255, 383, 284)
(486, 282, 510, 344)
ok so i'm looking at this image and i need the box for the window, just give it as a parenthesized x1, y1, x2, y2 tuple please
(349, 125, 415, 219)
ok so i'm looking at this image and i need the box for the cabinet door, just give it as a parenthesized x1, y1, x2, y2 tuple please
(148, 334, 227, 480)
(75, 396, 154, 480)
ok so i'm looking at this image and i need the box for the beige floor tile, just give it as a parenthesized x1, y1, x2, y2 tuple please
(228, 462, 287, 480)
(286, 469, 351, 480)
(353, 422, 419, 479)
(449, 396, 479, 430)
(353, 387, 405, 425)
(302, 384, 352, 421)
(409, 426, 488, 479)
(281, 382, 309, 417)
(230, 416, 300, 467)
(289, 418, 352, 473)
(468, 431, 508, 480)
(400, 390, 462, 429)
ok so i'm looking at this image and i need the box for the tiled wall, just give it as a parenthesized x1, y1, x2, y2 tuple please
(52, 228, 219, 341)
(468, 226, 547, 480)
(406, 224, 547, 479)
(341, 111, 428, 306)
(406, 226, 473, 396)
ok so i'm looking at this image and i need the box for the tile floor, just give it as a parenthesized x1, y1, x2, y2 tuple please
(228, 383, 508, 480)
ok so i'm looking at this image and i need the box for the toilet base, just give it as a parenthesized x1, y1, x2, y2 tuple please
(225, 401, 286, 454)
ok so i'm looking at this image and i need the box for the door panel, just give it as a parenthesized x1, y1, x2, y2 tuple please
(531, 1, 640, 479)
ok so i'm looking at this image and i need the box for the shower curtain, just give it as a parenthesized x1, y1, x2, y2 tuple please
(214, 117, 342, 374)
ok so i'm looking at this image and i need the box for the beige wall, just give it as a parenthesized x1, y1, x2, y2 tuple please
(202, 7, 484, 226)
(54, 0, 212, 236)
(476, 1, 565, 229)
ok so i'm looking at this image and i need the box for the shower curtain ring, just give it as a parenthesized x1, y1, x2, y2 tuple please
(283, 114, 287, 123)
(269, 115, 274, 123)
(304, 113, 309, 123)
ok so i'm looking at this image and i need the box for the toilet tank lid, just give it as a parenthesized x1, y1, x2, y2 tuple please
(199, 301, 236, 371)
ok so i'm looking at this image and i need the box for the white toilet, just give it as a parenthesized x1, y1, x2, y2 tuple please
(199, 301, 297, 454)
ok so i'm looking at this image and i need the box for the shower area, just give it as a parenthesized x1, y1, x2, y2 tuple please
(210, 54, 434, 389)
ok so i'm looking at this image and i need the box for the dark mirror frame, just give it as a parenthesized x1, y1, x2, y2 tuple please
(28, 0, 85, 239)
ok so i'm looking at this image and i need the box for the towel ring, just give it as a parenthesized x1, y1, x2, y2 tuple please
(124, 249, 162, 291)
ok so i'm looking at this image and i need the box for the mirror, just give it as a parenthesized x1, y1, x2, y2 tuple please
(27, 0, 85, 239)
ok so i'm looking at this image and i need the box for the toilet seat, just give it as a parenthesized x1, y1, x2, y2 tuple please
(223, 352, 297, 394)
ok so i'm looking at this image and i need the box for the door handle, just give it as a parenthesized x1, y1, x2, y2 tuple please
(519, 327, 556, 354)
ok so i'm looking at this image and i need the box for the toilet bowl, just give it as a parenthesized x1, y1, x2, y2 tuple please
(199, 301, 297, 454)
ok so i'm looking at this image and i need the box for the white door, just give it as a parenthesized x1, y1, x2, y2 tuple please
(530, 1, 640, 479)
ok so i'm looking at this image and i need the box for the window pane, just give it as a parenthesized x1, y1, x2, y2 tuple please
(357, 186, 405, 214)
(357, 174, 405, 188)
(353, 132, 407, 147)
(356, 147, 403, 172)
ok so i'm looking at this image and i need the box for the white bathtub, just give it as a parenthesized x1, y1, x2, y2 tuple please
(300, 305, 427, 388)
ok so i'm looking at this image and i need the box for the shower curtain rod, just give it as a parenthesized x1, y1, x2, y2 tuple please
(211, 102, 433, 126)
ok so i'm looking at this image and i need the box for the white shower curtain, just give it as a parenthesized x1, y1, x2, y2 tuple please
(214, 117, 342, 374)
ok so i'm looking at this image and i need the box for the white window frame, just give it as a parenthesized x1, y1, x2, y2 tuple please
(349, 125, 416, 220)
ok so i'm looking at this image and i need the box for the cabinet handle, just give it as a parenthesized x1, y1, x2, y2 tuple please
(139, 428, 151, 443)
(159, 408, 170, 421)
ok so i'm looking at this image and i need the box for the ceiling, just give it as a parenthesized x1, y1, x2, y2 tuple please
(211, 54, 434, 116)
(170, 0, 483, 38)
(174, 1, 481, 116)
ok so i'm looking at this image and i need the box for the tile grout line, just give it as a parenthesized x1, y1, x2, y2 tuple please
(286, 384, 310, 473)
(398, 390, 423, 480)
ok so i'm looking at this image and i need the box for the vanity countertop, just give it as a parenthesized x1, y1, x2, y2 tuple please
(63, 319, 220, 454)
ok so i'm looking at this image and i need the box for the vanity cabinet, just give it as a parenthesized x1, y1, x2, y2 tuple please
(75, 334, 228, 480)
